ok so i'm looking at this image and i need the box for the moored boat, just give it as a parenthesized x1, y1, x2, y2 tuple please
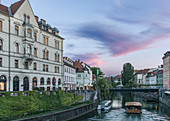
(97, 100, 112, 110)
(125, 102, 142, 114)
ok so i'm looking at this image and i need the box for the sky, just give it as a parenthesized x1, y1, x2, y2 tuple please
(2, 0, 170, 76)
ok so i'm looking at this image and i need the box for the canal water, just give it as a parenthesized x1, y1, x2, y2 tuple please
(74, 93, 170, 121)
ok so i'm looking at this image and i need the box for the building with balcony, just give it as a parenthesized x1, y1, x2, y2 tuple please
(63, 57, 76, 90)
(0, 0, 64, 91)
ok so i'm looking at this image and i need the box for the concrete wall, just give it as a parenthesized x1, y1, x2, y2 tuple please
(16, 102, 97, 121)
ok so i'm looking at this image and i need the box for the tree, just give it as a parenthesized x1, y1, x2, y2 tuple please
(91, 67, 104, 76)
(121, 63, 134, 86)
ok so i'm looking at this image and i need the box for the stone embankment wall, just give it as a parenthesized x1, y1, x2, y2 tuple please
(159, 90, 170, 108)
(16, 102, 97, 121)
(133, 91, 170, 108)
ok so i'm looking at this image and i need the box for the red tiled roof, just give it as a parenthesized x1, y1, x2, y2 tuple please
(135, 69, 150, 74)
(0, 4, 9, 15)
(73, 60, 84, 72)
(10, 0, 25, 15)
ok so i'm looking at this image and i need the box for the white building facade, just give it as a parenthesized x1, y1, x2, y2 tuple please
(73, 60, 93, 90)
(0, 0, 64, 92)
(63, 57, 76, 90)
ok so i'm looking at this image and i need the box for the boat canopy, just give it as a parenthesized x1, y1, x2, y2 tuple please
(125, 102, 142, 107)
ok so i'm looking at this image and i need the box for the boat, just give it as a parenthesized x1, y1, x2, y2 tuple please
(97, 100, 112, 110)
(125, 102, 142, 114)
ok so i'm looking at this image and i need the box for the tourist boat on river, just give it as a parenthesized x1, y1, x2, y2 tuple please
(97, 100, 112, 110)
(125, 102, 142, 114)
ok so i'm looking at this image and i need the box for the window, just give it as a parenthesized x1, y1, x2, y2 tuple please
(24, 14, 26, 22)
(33, 63, 37, 70)
(15, 43, 19, 53)
(43, 64, 45, 71)
(55, 66, 57, 73)
(40, 78, 44, 85)
(49, 28, 52, 32)
(27, 45, 32, 55)
(43, 50, 45, 59)
(57, 54, 60, 62)
(34, 48, 37, 57)
(0, 39, 3, 50)
(43, 36, 45, 44)
(27, 28, 32, 38)
(46, 51, 49, 60)
(47, 78, 51, 85)
(46, 65, 48, 72)
(0, 58, 2, 67)
(46, 38, 48, 45)
(27, 16, 30, 24)
(25, 62, 29, 69)
(15, 25, 19, 36)
(57, 67, 59, 73)
(57, 41, 59, 49)
(33, 32, 37, 41)
(15, 60, 19, 68)
(0, 20, 2, 31)
(78, 74, 81, 77)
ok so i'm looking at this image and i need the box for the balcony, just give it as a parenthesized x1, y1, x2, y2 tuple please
(23, 54, 34, 61)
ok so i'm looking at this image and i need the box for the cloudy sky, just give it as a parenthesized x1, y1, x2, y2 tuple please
(2, 0, 170, 76)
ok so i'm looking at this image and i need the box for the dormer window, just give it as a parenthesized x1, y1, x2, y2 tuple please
(49, 28, 52, 33)
(27, 28, 32, 38)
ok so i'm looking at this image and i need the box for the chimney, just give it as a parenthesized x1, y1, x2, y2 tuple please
(41, 19, 46, 24)
(35, 16, 39, 22)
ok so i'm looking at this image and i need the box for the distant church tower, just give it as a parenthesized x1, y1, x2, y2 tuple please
(163, 51, 170, 90)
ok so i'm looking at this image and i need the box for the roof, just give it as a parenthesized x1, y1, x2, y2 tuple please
(125, 102, 142, 107)
(73, 60, 84, 72)
(10, 0, 25, 15)
(63, 57, 74, 63)
(135, 69, 150, 74)
(0, 4, 9, 15)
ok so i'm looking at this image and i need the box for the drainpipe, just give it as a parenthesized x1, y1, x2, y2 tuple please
(8, 7, 12, 92)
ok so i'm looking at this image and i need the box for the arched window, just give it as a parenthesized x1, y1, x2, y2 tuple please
(0, 75, 6, 91)
(23, 77, 29, 91)
(27, 28, 32, 38)
(13, 76, 19, 91)
(15, 43, 19, 53)
(32, 77, 37, 90)
(0, 39, 3, 50)
(40, 77, 44, 85)
(47, 78, 51, 85)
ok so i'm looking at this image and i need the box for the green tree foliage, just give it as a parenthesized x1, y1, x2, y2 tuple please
(0, 91, 84, 120)
(121, 63, 134, 86)
(91, 67, 104, 76)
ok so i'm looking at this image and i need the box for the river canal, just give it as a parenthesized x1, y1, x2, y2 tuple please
(74, 93, 170, 121)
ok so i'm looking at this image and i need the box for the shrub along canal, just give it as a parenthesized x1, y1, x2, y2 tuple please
(74, 93, 170, 121)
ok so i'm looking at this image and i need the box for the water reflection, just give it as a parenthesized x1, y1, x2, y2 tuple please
(73, 93, 170, 121)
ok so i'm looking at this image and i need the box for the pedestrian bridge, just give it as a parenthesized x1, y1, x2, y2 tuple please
(109, 88, 159, 93)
